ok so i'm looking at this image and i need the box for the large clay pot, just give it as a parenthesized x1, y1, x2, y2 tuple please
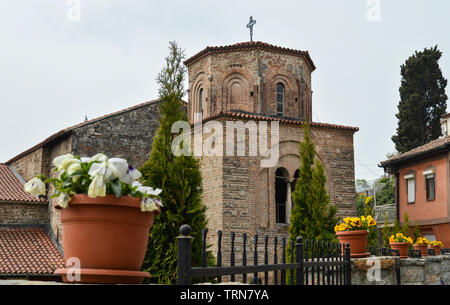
(413, 244, 427, 257)
(390, 242, 410, 258)
(336, 230, 369, 258)
(54, 194, 159, 284)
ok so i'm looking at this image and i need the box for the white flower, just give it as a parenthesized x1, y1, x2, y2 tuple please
(24, 177, 46, 197)
(67, 162, 82, 176)
(57, 193, 71, 209)
(88, 174, 106, 198)
(140, 197, 159, 212)
(88, 156, 128, 182)
(86, 153, 108, 163)
(53, 154, 79, 171)
(120, 166, 142, 185)
(137, 186, 162, 197)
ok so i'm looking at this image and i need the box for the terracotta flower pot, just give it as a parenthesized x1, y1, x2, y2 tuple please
(413, 244, 427, 257)
(429, 246, 441, 255)
(54, 194, 159, 284)
(336, 230, 369, 258)
(390, 242, 410, 258)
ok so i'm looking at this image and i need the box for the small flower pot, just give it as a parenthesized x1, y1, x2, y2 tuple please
(413, 244, 427, 257)
(54, 194, 160, 284)
(336, 230, 369, 258)
(428, 246, 441, 255)
(390, 242, 410, 258)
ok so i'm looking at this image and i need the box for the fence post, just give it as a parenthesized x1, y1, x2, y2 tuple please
(344, 243, 351, 285)
(177, 224, 193, 285)
(295, 237, 304, 285)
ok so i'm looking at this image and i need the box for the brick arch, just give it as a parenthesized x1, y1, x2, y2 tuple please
(217, 68, 255, 113)
(277, 140, 335, 203)
(191, 72, 207, 119)
(263, 68, 300, 118)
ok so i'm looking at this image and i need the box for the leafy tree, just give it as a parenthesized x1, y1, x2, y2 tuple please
(392, 46, 448, 153)
(373, 176, 395, 206)
(139, 41, 212, 284)
(356, 193, 366, 217)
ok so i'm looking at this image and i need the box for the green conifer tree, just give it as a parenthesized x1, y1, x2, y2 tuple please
(139, 41, 211, 284)
(392, 46, 448, 153)
(287, 124, 338, 273)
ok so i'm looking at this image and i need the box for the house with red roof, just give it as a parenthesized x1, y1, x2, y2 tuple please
(380, 135, 450, 247)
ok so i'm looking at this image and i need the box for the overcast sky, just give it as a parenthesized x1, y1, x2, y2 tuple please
(1, 0, 449, 182)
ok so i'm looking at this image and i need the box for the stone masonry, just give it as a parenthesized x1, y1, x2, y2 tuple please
(352, 255, 450, 285)
(6, 99, 164, 244)
(185, 42, 358, 275)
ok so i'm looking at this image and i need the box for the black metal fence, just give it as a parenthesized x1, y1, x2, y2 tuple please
(176, 225, 351, 285)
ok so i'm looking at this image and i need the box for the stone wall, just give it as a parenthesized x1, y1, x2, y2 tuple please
(198, 116, 356, 272)
(186, 47, 313, 123)
(352, 255, 450, 285)
(71, 100, 162, 168)
(9, 148, 45, 182)
(0, 202, 48, 225)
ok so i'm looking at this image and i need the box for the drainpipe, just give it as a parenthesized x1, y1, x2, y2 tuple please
(395, 171, 400, 221)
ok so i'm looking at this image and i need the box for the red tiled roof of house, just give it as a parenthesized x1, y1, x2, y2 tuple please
(184, 41, 316, 71)
(0, 164, 47, 203)
(0, 227, 65, 275)
(380, 136, 450, 167)
(204, 111, 359, 132)
(6, 98, 171, 164)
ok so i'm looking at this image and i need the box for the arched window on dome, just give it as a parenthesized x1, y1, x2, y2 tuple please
(276, 83, 285, 116)
(199, 88, 204, 117)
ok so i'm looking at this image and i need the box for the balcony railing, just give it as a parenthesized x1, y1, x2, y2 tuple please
(373, 204, 396, 225)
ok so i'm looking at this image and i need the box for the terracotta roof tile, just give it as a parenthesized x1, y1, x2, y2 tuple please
(0, 164, 47, 203)
(0, 227, 65, 275)
(184, 41, 316, 71)
(380, 136, 450, 167)
(205, 111, 359, 132)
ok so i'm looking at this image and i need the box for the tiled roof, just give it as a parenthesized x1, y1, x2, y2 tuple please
(205, 111, 359, 132)
(0, 164, 47, 203)
(380, 136, 450, 167)
(6, 98, 169, 164)
(0, 227, 65, 275)
(184, 41, 316, 71)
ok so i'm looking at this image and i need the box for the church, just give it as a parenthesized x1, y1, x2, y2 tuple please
(184, 40, 358, 257)
(0, 40, 358, 278)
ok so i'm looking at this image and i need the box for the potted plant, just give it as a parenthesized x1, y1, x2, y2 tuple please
(413, 237, 429, 257)
(24, 153, 163, 284)
(389, 233, 413, 258)
(334, 215, 377, 258)
(428, 241, 444, 255)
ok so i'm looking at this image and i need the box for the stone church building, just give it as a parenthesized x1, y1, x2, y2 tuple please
(0, 41, 358, 278)
(184, 41, 358, 257)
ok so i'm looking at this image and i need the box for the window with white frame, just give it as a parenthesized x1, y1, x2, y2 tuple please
(404, 173, 415, 204)
(424, 169, 435, 201)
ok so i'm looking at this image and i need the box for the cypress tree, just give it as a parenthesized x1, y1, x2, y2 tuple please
(392, 46, 448, 153)
(287, 124, 338, 262)
(139, 41, 211, 284)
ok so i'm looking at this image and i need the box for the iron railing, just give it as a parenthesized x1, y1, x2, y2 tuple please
(176, 225, 352, 285)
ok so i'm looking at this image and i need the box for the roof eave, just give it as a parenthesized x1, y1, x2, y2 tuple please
(380, 143, 450, 171)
